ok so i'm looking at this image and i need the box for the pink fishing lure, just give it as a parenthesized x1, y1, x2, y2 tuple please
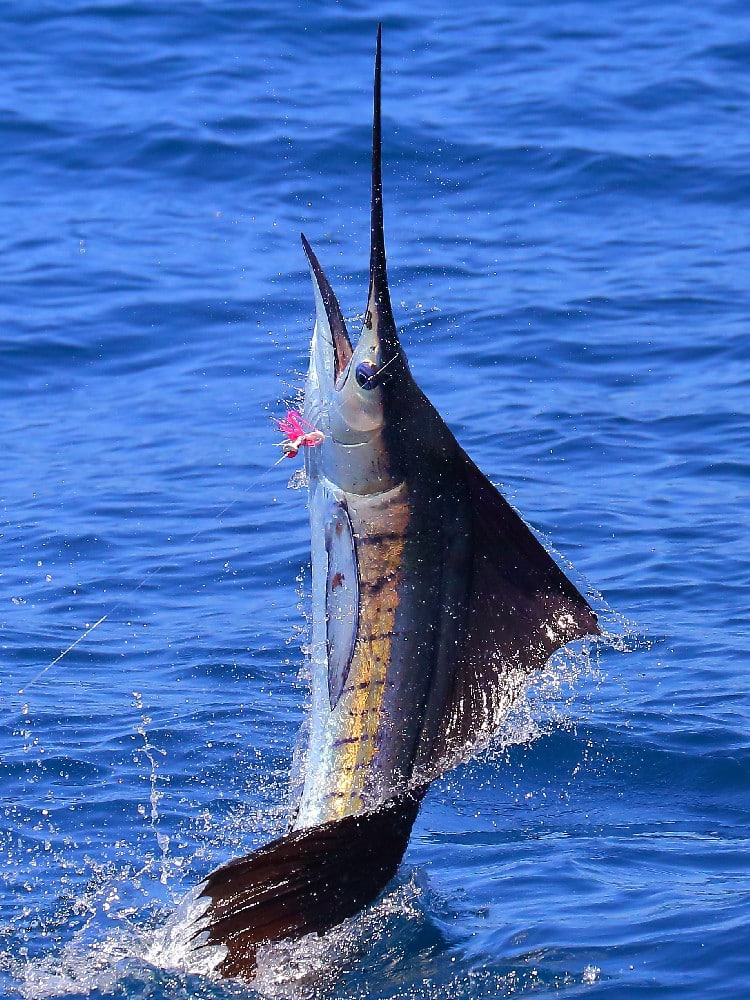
(277, 410, 325, 458)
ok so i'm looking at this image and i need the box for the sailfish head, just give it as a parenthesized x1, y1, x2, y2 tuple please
(302, 25, 412, 496)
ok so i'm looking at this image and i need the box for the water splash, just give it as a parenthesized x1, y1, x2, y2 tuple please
(132, 691, 171, 885)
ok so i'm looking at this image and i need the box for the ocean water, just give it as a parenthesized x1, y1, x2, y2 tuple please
(2, 1, 749, 997)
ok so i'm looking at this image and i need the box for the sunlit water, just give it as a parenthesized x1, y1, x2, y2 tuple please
(2, 2, 750, 998)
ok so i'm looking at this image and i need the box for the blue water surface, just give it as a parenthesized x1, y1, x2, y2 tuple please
(2, 2, 749, 997)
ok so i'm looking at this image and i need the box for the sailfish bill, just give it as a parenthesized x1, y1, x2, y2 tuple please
(193, 24, 599, 979)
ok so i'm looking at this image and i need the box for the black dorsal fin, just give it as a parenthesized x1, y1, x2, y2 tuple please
(422, 442, 600, 772)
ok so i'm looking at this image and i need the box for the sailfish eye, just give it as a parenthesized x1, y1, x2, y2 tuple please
(355, 360, 380, 389)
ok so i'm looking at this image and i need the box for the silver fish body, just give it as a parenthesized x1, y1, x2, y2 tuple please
(293, 28, 598, 825)
(195, 27, 599, 980)
(296, 277, 487, 827)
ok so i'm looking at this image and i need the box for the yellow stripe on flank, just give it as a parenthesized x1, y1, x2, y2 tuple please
(323, 484, 410, 820)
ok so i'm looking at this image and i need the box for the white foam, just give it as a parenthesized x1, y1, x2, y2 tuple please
(144, 888, 225, 978)
(251, 875, 424, 997)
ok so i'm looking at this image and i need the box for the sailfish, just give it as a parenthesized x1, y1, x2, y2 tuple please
(193, 26, 600, 979)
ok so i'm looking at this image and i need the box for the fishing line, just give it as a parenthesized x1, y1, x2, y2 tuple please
(17, 615, 109, 696)
(10, 436, 311, 716)
(359, 350, 400, 389)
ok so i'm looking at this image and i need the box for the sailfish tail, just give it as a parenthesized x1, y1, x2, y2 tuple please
(193, 788, 425, 979)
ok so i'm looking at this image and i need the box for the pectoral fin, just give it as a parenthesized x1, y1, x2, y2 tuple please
(325, 501, 359, 710)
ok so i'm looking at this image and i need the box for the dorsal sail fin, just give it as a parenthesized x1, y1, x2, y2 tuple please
(423, 440, 600, 772)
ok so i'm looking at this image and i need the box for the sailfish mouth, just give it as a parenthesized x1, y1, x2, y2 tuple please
(300, 233, 353, 382)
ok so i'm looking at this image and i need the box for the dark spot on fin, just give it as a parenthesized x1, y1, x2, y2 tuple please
(325, 502, 359, 710)
(195, 788, 425, 980)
